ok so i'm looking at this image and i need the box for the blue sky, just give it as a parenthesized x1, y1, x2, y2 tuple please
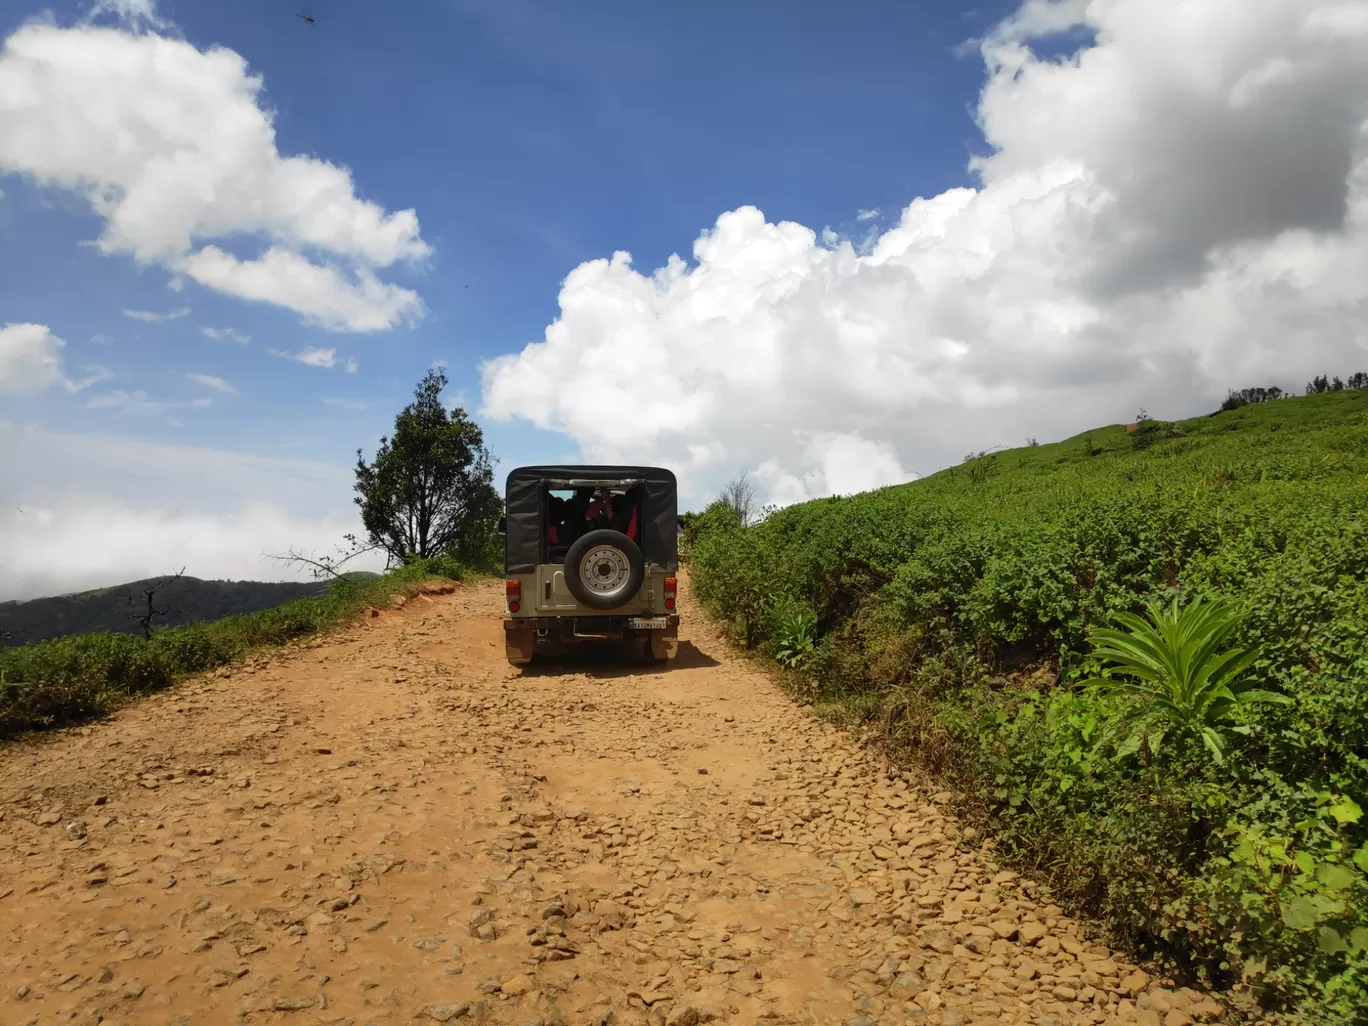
(2, 0, 1012, 471)
(4, 0, 1368, 598)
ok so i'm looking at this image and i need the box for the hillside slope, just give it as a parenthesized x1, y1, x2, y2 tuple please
(688, 389, 1368, 1024)
(0, 574, 378, 647)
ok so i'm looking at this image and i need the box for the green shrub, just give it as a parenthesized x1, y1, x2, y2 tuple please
(688, 389, 1368, 1023)
(417, 552, 472, 581)
(689, 500, 772, 647)
(1130, 417, 1184, 451)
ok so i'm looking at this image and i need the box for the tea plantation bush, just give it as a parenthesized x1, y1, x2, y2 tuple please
(687, 389, 1368, 1024)
(0, 559, 465, 739)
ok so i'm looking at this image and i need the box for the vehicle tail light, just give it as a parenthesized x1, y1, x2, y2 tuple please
(663, 576, 677, 611)
(506, 579, 521, 614)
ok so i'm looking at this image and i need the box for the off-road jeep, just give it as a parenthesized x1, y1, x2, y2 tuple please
(498, 465, 681, 666)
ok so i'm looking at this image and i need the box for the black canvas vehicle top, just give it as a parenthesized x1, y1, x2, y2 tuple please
(502, 465, 679, 575)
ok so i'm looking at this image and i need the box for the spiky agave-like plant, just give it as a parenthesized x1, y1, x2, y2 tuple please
(1083, 596, 1292, 764)
(773, 607, 818, 668)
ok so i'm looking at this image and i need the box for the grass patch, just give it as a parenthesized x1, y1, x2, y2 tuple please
(685, 388, 1368, 1024)
(0, 557, 473, 740)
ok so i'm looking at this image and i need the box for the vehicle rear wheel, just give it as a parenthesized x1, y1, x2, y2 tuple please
(563, 529, 646, 610)
(506, 629, 534, 666)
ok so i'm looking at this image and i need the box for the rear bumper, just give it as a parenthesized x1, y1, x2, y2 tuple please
(504, 614, 679, 641)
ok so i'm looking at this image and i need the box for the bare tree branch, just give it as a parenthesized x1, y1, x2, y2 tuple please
(263, 534, 382, 586)
(126, 567, 186, 639)
(720, 471, 757, 527)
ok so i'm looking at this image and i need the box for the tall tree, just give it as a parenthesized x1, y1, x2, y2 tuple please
(354, 369, 501, 566)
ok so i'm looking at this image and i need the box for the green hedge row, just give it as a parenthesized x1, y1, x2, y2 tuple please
(686, 391, 1368, 1024)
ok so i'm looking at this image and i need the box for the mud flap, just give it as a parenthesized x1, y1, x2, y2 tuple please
(506, 629, 535, 666)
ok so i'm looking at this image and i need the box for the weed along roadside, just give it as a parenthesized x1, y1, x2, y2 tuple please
(0, 562, 467, 740)
(686, 388, 1368, 1026)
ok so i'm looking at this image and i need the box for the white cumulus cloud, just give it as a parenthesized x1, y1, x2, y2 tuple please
(296, 347, 337, 368)
(481, 0, 1368, 509)
(202, 326, 250, 344)
(67, 364, 115, 391)
(187, 372, 236, 394)
(1, 322, 113, 394)
(1, 500, 383, 601)
(85, 0, 168, 30)
(0, 5, 429, 332)
(754, 433, 917, 506)
(270, 346, 337, 369)
(0, 322, 65, 393)
(180, 247, 422, 333)
(122, 307, 190, 323)
(1, 421, 382, 600)
(86, 389, 213, 416)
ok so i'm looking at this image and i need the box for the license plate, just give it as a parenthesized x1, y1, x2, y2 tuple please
(628, 617, 668, 630)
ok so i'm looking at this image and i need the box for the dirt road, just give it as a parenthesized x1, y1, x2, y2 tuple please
(0, 579, 1226, 1026)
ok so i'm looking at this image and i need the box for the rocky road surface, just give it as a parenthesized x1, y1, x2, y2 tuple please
(0, 578, 1229, 1026)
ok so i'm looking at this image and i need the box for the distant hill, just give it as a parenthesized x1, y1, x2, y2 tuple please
(0, 574, 379, 647)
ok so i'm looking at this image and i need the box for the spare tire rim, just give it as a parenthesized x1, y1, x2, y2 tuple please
(580, 545, 631, 599)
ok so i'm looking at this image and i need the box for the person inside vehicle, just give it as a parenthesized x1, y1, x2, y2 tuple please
(559, 488, 593, 546)
(546, 493, 567, 546)
(562, 486, 639, 544)
(610, 486, 640, 540)
(587, 487, 615, 524)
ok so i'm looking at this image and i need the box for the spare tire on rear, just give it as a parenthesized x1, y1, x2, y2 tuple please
(564, 529, 645, 610)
